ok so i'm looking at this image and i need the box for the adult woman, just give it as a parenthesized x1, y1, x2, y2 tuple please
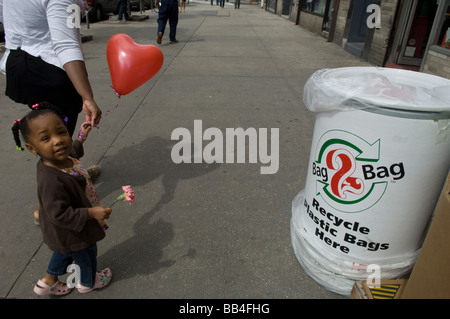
(0, 0, 102, 135)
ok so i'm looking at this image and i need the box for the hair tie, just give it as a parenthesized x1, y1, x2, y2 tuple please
(32, 103, 39, 109)
(14, 119, 21, 125)
(16, 146, 24, 152)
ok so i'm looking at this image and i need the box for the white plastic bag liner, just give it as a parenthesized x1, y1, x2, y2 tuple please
(291, 67, 450, 296)
(303, 67, 450, 114)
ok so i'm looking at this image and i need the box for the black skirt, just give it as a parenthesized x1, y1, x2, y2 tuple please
(5, 49, 82, 136)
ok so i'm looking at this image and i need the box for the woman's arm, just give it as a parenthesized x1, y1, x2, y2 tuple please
(47, 0, 102, 126)
(64, 60, 102, 126)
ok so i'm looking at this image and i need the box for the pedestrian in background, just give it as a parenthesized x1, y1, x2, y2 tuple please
(118, 0, 129, 22)
(157, 0, 179, 44)
(179, 0, 186, 13)
(235, 0, 240, 9)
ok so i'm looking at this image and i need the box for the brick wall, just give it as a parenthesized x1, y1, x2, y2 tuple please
(422, 46, 450, 79)
(298, 11, 324, 32)
(333, 0, 350, 46)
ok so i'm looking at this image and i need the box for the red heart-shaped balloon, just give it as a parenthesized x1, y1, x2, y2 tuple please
(107, 33, 164, 95)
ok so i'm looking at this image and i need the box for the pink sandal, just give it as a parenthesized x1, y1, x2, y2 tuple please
(33, 280, 72, 296)
(78, 268, 112, 293)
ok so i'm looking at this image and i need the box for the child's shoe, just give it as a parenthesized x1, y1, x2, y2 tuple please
(78, 268, 112, 293)
(34, 280, 72, 296)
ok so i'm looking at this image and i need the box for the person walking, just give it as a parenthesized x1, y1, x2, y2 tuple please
(118, 0, 129, 22)
(156, 0, 179, 44)
(179, 0, 186, 13)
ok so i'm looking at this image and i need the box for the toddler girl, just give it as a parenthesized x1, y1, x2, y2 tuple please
(12, 102, 112, 296)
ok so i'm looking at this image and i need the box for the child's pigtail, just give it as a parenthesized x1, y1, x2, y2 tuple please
(11, 119, 24, 152)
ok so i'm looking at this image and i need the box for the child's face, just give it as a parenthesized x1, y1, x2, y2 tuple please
(25, 113, 73, 167)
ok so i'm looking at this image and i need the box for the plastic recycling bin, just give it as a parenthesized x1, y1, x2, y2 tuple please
(290, 67, 450, 296)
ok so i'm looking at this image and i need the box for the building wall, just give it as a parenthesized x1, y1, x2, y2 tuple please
(332, 0, 399, 66)
(366, 0, 399, 66)
(298, 11, 324, 32)
(291, 0, 300, 22)
(276, 0, 299, 22)
(275, 0, 450, 79)
(333, 0, 350, 46)
(276, 0, 283, 14)
(422, 46, 450, 79)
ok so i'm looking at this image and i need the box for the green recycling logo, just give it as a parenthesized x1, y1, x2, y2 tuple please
(311, 130, 405, 213)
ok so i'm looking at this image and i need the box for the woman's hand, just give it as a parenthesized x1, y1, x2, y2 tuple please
(82, 98, 102, 127)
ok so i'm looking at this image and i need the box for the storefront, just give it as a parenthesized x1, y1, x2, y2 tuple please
(389, 0, 439, 66)
(342, 0, 374, 57)
(266, 0, 278, 13)
(385, 0, 450, 78)
(266, 0, 450, 78)
(294, 0, 337, 37)
(420, 0, 450, 78)
(437, 1, 450, 48)
(333, 0, 449, 78)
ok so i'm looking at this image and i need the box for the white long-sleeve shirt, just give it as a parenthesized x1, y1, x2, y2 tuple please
(0, 0, 84, 69)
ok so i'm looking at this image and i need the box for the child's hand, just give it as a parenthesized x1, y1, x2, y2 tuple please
(88, 206, 112, 221)
(77, 120, 93, 143)
(81, 121, 92, 134)
(81, 121, 92, 137)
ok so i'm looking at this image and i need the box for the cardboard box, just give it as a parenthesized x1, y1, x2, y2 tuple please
(351, 279, 407, 299)
(401, 171, 450, 299)
(351, 171, 450, 299)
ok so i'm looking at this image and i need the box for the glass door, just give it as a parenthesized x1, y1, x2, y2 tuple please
(398, 0, 438, 66)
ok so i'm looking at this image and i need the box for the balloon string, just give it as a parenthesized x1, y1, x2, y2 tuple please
(103, 86, 122, 118)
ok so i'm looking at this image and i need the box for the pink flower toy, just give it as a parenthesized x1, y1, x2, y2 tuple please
(110, 185, 135, 207)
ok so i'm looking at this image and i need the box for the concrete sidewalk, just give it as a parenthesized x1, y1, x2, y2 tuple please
(0, 2, 371, 299)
